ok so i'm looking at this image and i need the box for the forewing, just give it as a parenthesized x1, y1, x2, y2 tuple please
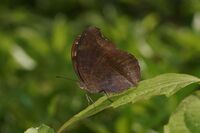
(72, 27, 105, 92)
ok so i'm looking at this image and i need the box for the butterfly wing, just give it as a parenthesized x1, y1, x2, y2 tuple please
(72, 27, 140, 93)
(71, 27, 104, 92)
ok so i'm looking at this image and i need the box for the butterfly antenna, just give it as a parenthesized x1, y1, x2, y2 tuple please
(56, 75, 78, 82)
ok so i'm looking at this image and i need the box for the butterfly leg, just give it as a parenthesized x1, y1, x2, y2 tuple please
(85, 93, 94, 105)
(99, 90, 113, 103)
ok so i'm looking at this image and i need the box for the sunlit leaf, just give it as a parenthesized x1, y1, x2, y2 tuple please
(165, 91, 200, 133)
(25, 124, 54, 133)
(57, 73, 200, 133)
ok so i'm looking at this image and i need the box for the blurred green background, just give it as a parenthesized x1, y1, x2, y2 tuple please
(0, 0, 200, 133)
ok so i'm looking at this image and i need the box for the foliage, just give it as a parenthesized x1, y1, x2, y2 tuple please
(25, 124, 54, 133)
(0, 0, 200, 133)
(164, 91, 200, 133)
(57, 73, 200, 133)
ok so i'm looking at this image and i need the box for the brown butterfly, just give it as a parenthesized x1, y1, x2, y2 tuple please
(71, 26, 140, 93)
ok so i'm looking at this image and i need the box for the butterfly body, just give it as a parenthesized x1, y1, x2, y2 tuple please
(71, 26, 140, 93)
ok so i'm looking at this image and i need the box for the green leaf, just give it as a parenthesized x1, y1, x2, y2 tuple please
(25, 124, 54, 133)
(57, 73, 200, 133)
(52, 16, 68, 52)
(165, 91, 200, 133)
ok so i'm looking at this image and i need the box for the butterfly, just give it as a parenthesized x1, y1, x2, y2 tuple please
(71, 26, 140, 93)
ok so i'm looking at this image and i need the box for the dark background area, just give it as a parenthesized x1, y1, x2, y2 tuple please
(0, 0, 200, 133)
